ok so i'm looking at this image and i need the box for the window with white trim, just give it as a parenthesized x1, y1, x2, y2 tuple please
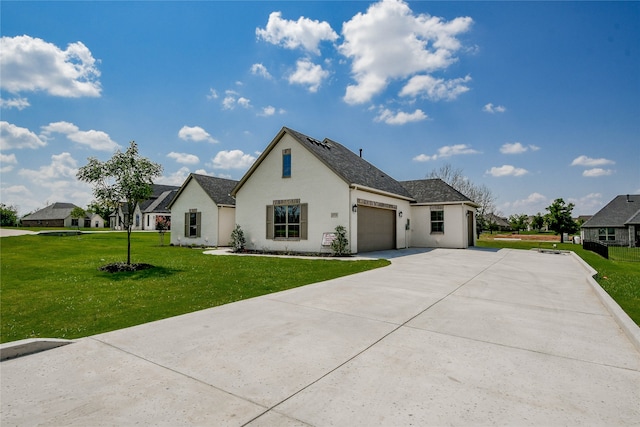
(598, 227, 615, 241)
(430, 206, 444, 233)
(184, 209, 201, 238)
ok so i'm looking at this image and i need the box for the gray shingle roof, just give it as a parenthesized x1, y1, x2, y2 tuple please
(143, 190, 178, 213)
(139, 184, 180, 211)
(184, 174, 238, 206)
(582, 194, 640, 228)
(22, 202, 79, 220)
(284, 127, 414, 199)
(400, 179, 475, 205)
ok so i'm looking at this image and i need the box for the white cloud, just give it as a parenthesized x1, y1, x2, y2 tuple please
(207, 88, 218, 100)
(288, 58, 330, 93)
(339, 0, 472, 104)
(251, 63, 272, 79)
(259, 106, 276, 116)
(0, 153, 17, 173)
(258, 106, 286, 117)
(167, 152, 199, 165)
(41, 121, 119, 152)
(375, 108, 427, 125)
(156, 167, 192, 186)
(18, 152, 91, 208)
(178, 125, 217, 143)
(222, 91, 251, 110)
(211, 150, 257, 170)
(501, 192, 548, 214)
(256, 11, 338, 55)
(500, 142, 527, 154)
(571, 155, 615, 167)
(413, 143, 478, 161)
(0, 35, 101, 97)
(569, 193, 604, 214)
(399, 74, 471, 101)
(483, 103, 506, 113)
(0, 97, 30, 110)
(500, 142, 540, 154)
(583, 168, 614, 177)
(237, 97, 251, 108)
(486, 164, 529, 177)
(0, 121, 46, 149)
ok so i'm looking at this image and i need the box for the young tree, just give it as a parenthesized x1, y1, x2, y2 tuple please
(545, 198, 578, 243)
(70, 207, 86, 230)
(0, 204, 18, 227)
(508, 214, 529, 234)
(531, 212, 545, 232)
(77, 141, 162, 265)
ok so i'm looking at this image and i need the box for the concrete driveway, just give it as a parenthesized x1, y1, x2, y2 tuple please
(2, 248, 639, 426)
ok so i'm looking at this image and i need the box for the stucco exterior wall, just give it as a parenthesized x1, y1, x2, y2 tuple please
(170, 180, 225, 246)
(217, 206, 236, 246)
(235, 133, 352, 253)
(409, 204, 475, 249)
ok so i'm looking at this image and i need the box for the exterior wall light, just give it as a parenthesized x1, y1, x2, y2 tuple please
(352, 204, 358, 213)
(398, 211, 403, 218)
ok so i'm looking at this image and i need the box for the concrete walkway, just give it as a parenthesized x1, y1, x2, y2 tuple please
(2, 248, 639, 426)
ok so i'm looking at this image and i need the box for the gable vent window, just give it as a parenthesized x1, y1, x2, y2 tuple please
(282, 149, 291, 178)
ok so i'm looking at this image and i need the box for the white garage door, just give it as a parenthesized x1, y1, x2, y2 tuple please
(357, 206, 396, 253)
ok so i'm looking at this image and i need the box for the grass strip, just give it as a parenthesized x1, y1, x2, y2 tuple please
(1, 232, 388, 343)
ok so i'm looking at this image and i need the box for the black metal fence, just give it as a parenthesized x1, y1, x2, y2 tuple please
(583, 240, 640, 262)
(583, 240, 609, 259)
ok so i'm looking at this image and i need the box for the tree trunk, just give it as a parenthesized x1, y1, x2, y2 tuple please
(127, 225, 132, 264)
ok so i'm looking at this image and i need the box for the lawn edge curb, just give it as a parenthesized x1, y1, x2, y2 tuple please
(570, 252, 640, 353)
(0, 338, 74, 361)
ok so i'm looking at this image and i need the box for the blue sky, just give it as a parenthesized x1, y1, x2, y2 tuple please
(1, 0, 638, 217)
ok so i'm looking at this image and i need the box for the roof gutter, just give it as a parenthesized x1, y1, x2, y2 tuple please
(350, 184, 415, 202)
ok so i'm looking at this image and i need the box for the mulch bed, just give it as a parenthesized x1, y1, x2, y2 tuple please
(98, 263, 154, 273)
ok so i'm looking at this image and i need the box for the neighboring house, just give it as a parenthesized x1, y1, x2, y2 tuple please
(21, 202, 104, 228)
(87, 213, 106, 228)
(140, 187, 179, 230)
(481, 213, 511, 233)
(110, 184, 179, 230)
(581, 194, 640, 247)
(231, 127, 477, 254)
(168, 174, 238, 246)
(22, 202, 80, 227)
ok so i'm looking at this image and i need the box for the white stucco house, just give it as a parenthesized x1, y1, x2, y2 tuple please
(168, 173, 238, 247)
(230, 127, 478, 254)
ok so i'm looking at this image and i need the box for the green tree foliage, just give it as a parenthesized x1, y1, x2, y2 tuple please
(531, 212, 545, 232)
(508, 214, 529, 234)
(545, 198, 578, 243)
(70, 207, 86, 229)
(1, 203, 18, 227)
(77, 141, 162, 264)
(87, 201, 111, 227)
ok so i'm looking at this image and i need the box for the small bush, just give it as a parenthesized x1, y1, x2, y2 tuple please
(330, 225, 350, 256)
(230, 224, 246, 253)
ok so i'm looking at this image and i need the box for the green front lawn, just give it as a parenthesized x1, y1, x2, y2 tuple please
(477, 236, 640, 326)
(0, 232, 389, 343)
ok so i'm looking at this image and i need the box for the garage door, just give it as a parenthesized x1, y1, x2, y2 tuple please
(357, 206, 396, 252)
